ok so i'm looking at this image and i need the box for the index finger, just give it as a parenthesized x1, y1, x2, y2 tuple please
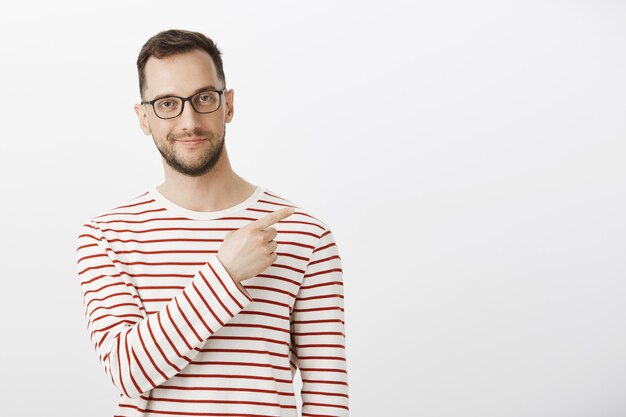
(249, 207, 295, 230)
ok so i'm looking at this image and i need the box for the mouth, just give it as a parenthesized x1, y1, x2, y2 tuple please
(176, 137, 206, 142)
(175, 137, 207, 146)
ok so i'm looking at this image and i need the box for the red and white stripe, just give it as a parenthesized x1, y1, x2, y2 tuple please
(75, 186, 349, 416)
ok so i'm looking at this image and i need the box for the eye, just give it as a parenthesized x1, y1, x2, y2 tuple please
(156, 98, 179, 110)
(198, 94, 214, 102)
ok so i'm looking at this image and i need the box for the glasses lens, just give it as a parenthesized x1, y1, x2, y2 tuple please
(154, 97, 183, 118)
(191, 91, 220, 113)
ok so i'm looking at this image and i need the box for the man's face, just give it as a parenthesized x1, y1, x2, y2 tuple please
(134, 49, 234, 177)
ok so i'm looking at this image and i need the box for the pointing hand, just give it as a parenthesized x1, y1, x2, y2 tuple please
(217, 207, 295, 284)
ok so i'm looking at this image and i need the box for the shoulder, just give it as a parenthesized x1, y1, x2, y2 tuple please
(75, 189, 154, 235)
(258, 186, 334, 238)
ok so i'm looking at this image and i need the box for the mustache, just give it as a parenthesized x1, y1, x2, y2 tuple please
(168, 129, 213, 141)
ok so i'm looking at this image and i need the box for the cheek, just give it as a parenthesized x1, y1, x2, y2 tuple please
(149, 122, 174, 141)
(147, 128, 167, 144)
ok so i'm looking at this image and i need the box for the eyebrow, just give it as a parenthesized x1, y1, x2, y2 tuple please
(152, 85, 222, 100)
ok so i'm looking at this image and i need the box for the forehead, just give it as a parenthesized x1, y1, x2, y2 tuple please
(143, 49, 220, 98)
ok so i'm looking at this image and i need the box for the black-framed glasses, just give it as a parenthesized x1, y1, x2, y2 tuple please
(141, 88, 226, 119)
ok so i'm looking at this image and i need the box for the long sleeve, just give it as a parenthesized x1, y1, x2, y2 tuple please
(75, 221, 253, 398)
(290, 228, 350, 416)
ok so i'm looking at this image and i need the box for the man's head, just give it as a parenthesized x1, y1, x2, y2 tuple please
(134, 29, 234, 177)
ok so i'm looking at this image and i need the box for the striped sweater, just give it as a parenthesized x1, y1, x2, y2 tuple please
(75, 185, 349, 416)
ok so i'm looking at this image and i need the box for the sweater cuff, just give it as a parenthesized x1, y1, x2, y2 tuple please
(171, 256, 253, 344)
(207, 255, 254, 305)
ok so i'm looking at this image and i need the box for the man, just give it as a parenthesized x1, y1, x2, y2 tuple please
(75, 29, 349, 416)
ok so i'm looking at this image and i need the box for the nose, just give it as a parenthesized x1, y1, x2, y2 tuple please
(177, 98, 202, 131)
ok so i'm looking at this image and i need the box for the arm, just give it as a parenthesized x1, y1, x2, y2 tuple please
(290, 228, 350, 416)
(75, 221, 253, 398)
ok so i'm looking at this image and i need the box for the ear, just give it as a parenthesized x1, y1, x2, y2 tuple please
(224, 88, 234, 124)
(134, 103, 151, 135)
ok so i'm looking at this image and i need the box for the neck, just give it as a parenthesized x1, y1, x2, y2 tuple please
(157, 146, 256, 213)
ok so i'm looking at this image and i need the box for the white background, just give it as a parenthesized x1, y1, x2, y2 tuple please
(0, 1, 625, 416)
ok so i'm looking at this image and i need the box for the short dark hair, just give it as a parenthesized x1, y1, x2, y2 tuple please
(136, 29, 226, 99)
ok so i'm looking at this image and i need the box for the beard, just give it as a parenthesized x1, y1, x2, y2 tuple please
(154, 126, 226, 177)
